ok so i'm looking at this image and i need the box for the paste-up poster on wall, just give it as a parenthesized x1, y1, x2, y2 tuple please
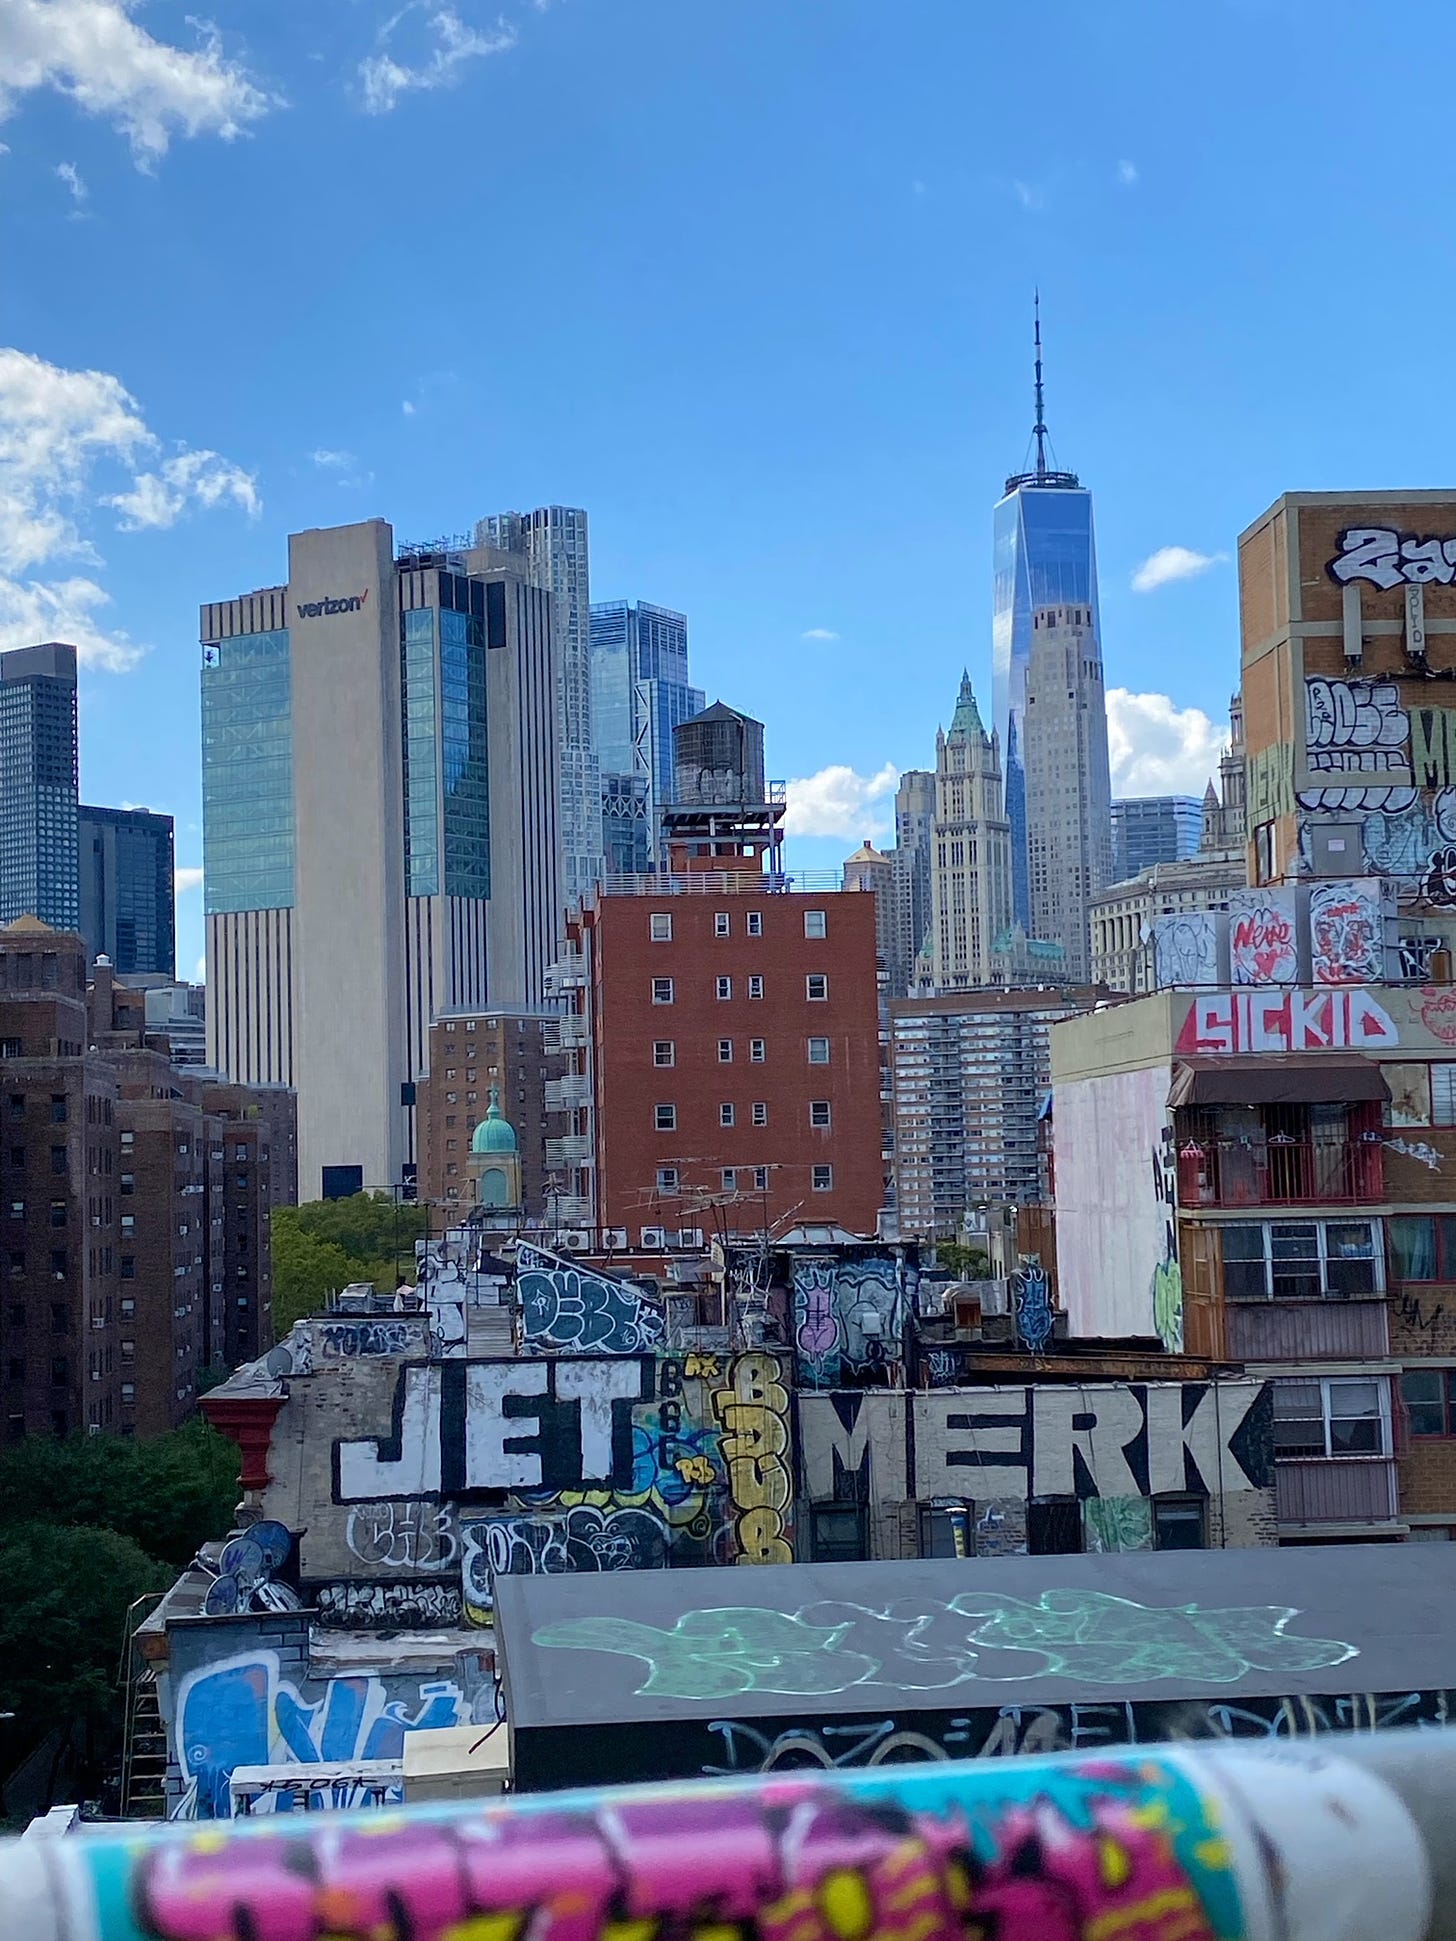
(1385, 1063, 1432, 1128)
(1228, 887, 1299, 986)
(1310, 879, 1384, 986)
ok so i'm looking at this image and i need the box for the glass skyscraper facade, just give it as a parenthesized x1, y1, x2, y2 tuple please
(78, 804, 175, 976)
(590, 599, 703, 857)
(401, 580, 491, 900)
(0, 643, 79, 931)
(201, 628, 294, 916)
(1111, 795, 1203, 884)
(992, 483, 1100, 928)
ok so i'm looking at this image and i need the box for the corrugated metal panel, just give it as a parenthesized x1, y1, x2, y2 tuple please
(1276, 1457, 1399, 1524)
(1225, 1298, 1389, 1361)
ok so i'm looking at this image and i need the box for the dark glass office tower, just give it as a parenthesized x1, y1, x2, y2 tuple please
(78, 804, 176, 974)
(992, 312, 1100, 928)
(0, 641, 79, 929)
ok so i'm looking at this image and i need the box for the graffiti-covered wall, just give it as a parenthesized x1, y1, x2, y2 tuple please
(791, 1254, 906, 1387)
(165, 1612, 500, 1819)
(259, 1346, 795, 1610)
(797, 1381, 1277, 1561)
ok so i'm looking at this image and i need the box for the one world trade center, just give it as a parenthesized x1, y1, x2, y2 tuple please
(992, 303, 1102, 930)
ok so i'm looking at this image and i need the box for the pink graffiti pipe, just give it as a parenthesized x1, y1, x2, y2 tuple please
(0, 1736, 1444, 1941)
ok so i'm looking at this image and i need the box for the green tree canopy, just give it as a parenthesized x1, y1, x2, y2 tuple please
(270, 1191, 430, 1334)
(0, 1523, 166, 1742)
(0, 1419, 239, 1572)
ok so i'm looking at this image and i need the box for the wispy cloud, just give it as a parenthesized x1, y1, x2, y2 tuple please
(174, 865, 204, 896)
(1117, 158, 1139, 186)
(55, 159, 86, 205)
(360, 5, 517, 114)
(0, 0, 274, 165)
(401, 399, 416, 416)
(801, 627, 838, 643)
(911, 178, 926, 197)
(1131, 545, 1226, 593)
(784, 763, 899, 842)
(1011, 178, 1044, 210)
(0, 346, 258, 668)
(1106, 690, 1228, 796)
(311, 446, 372, 487)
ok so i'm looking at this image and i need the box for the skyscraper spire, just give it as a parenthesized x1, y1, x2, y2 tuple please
(1003, 294, 1079, 496)
(1032, 289, 1048, 480)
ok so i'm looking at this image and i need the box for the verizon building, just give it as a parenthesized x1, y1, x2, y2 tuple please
(201, 519, 561, 1200)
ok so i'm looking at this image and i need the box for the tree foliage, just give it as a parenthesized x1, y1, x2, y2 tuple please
(933, 1240, 993, 1280)
(270, 1191, 429, 1334)
(0, 1524, 166, 1746)
(0, 1419, 240, 1572)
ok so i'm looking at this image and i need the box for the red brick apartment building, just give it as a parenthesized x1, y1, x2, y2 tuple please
(568, 885, 884, 1242)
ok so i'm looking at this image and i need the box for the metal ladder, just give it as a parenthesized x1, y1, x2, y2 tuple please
(118, 1595, 168, 1820)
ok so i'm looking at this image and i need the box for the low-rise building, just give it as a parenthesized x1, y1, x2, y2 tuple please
(1052, 978, 1456, 1543)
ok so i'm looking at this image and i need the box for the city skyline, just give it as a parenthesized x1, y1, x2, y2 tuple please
(8, 0, 1434, 982)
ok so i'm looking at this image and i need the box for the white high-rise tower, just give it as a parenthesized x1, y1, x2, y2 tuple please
(1023, 602, 1113, 981)
(929, 673, 1013, 991)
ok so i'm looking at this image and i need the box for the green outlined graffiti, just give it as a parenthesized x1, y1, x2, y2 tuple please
(533, 1591, 1358, 1701)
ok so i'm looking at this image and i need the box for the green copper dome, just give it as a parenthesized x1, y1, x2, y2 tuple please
(471, 1086, 517, 1154)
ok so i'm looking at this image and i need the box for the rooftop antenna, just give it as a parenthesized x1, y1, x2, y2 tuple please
(1032, 289, 1049, 479)
(1003, 291, 1080, 495)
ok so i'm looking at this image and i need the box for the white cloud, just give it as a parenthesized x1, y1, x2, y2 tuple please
(1106, 689, 1228, 797)
(0, 0, 273, 164)
(193, 952, 206, 982)
(104, 447, 258, 529)
(1130, 544, 1226, 593)
(55, 158, 86, 201)
(360, 6, 516, 113)
(1011, 178, 1043, 210)
(784, 762, 899, 842)
(0, 572, 138, 671)
(401, 399, 416, 416)
(1117, 158, 1138, 185)
(801, 626, 838, 642)
(0, 346, 257, 666)
(174, 865, 204, 895)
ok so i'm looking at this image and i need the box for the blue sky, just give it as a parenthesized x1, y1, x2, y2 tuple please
(2, 0, 1453, 978)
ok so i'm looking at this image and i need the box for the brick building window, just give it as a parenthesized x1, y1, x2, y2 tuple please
(809, 1101, 831, 1128)
(652, 977, 674, 1004)
(50, 1201, 66, 1227)
(810, 1503, 866, 1562)
(804, 910, 827, 939)
(747, 975, 763, 1000)
(750, 1038, 765, 1062)
(719, 1104, 734, 1127)
(1391, 1215, 1456, 1281)
(807, 1036, 830, 1064)
(812, 1164, 833, 1192)
(718, 1039, 733, 1062)
(806, 974, 828, 1001)
(746, 912, 762, 936)
(1402, 1370, 1456, 1437)
(650, 913, 672, 942)
(722, 1169, 737, 1191)
(655, 1104, 677, 1131)
(752, 1166, 769, 1190)
(752, 1102, 767, 1126)
(656, 1168, 679, 1195)
(6, 1096, 21, 1120)
(716, 976, 732, 1000)
(714, 913, 730, 937)
(49, 1096, 66, 1123)
(49, 1147, 66, 1174)
(653, 1042, 675, 1067)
